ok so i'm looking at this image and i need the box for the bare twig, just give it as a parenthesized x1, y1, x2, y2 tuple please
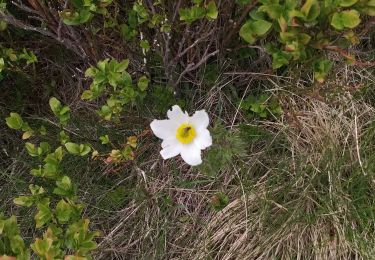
(0, 11, 87, 59)
(173, 31, 213, 63)
(174, 49, 219, 87)
(11, 0, 41, 15)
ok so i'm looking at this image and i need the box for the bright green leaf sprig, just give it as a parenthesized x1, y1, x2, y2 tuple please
(82, 59, 149, 121)
(5, 112, 46, 139)
(0, 47, 37, 76)
(65, 142, 92, 156)
(49, 97, 71, 126)
(179, 0, 218, 23)
(60, 0, 113, 25)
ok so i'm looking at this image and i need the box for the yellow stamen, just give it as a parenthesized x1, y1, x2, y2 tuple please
(176, 123, 196, 144)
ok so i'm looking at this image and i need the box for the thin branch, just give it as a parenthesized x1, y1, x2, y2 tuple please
(173, 31, 213, 62)
(0, 11, 87, 59)
(0, 11, 56, 38)
(11, 0, 41, 15)
(174, 49, 219, 87)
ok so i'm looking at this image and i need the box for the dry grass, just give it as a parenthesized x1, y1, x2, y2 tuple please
(75, 81, 375, 259)
(183, 93, 375, 260)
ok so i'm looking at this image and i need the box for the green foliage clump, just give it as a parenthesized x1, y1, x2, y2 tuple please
(61, 0, 113, 25)
(241, 94, 283, 118)
(0, 214, 30, 260)
(239, 0, 373, 81)
(5, 112, 45, 139)
(82, 59, 149, 121)
(5, 98, 100, 259)
(179, 0, 218, 23)
(0, 47, 37, 81)
(199, 123, 247, 176)
(210, 192, 230, 211)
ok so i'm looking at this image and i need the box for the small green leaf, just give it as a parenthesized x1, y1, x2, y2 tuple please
(331, 10, 361, 30)
(120, 24, 137, 41)
(64, 142, 90, 156)
(31, 236, 60, 259)
(133, 2, 149, 23)
(206, 1, 218, 19)
(53, 176, 74, 198)
(81, 89, 94, 100)
(239, 21, 256, 43)
(99, 135, 110, 144)
(54, 146, 64, 162)
(85, 67, 97, 77)
(65, 219, 99, 254)
(49, 97, 62, 115)
(19, 49, 37, 64)
(34, 201, 53, 228)
(14, 196, 34, 207)
(179, 6, 206, 23)
(55, 200, 72, 223)
(40, 142, 50, 154)
(5, 113, 24, 130)
(252, 19, 272, 36)
(25, 142, 38, 157)
(0, 21, 6, 31)
(29, 185, 45, 195)
(49, 97, 70, 125)
(65, 142, 81, 155)
(313, 59, 333, 83)
(10, 235, 25, 255)
(0, 57, 4, 72)
(239, 19, 271, 44)
(59, 130, 70, 144)
(61, 9, 93, 25)
(117, 59, 129, 72)
(79, 144, 91, 156)
(301, 0, 320, 21)
(140, 40, 150, 52)
(137, 75, 150, 91)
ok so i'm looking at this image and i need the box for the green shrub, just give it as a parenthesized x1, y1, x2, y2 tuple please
(239, 0, 373, 81)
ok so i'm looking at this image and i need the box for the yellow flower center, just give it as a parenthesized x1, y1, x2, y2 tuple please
(176, 123, 196, 144)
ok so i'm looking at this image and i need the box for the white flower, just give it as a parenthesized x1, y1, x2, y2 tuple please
(150, 105, 212, 166)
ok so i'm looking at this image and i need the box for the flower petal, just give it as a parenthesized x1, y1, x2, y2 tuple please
(160, 142, 182, 159)
(190, 109, 209, 130)
(150, 119, 175, 140)
(167, 105, 189, 123)
(194, 129, 212, 149)
(161, 137, 179, 149)
(180, 144, 202, 166)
